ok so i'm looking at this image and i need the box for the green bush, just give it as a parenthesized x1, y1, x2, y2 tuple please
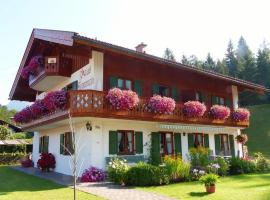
(125, 162, 169, 186)
(163, 156, 190, 182)
(229, 157, 257, 175)
(210, 157, 229, 176)
(0, 152, 26, 165)
(107, 158, 129, 184)
(189, 147, 210, 167)
(254, 152, 270, 172)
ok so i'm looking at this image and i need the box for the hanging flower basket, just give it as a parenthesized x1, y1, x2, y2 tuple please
(107, 88, 139, 110)
(209, 105, 230, 120)
(235, 134, 248, 144)
(21, 55, 44, 79)
(145, 95, 176, 114)
(183, 101, 206, 118)
(232, 108, 250, 122)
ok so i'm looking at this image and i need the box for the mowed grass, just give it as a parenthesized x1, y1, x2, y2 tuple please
(139, 173, 270, 200)
(243, 104, 270, 158)
(0, 166, 103, 200)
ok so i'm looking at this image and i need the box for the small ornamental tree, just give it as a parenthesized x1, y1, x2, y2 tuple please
(146, 95, 176, 114)
(183, 101, 206, 118)
(209, 105, 230, 120)
(232, 108, 250, 122)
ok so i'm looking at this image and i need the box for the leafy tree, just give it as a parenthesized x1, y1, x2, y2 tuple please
(181, 55, 189, 65)
(187, 55, 203, 68)
(163, 48, 176, 61)
(0, 125, 11, 140)
(225, 40, 238, 77)
(0, 105, 16, 123)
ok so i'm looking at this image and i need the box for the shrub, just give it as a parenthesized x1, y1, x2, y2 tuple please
(107, 88, 139, 110)
(163, 156, 190, 182)
(81, 166, 106, 182)
(235, 134, 248, 144)
(229, 157, 256, 175)
(0, 152, 26, 165)
(183, 101, 206, 118)
(232, 108, 250, 122)
(254, 152, 270, 172)
(199, 173, 219, 186)
(146, 95, 176, 114)
(125, 162, 169, 186)
(20, 155, 33, 168)
(0, 125, 12, 140)
(215, 157, 229, 176)
(189, 147, 210, 168)
(190, 168, 206, 181)
(107, 158, 129, 184)
(209, 105, 230, 120)
(37, 153, 56, 171)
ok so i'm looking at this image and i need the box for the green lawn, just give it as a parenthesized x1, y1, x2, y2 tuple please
(139, 173, 270, 200)
(243, 104, 270, 158)
(0, 166, 103, 200)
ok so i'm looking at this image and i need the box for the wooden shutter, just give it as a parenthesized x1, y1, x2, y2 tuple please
(214, 134, 221, 156)
(135, 132, 143, 154)
(44, 136, 49, 153)
(68, 132, 74, 154)
(152, 84, 159, 95)
(204, 134, 209, 148)
(229, 135, 235, 157)
(188, 134, 194, 149)
(109, 76, 118, 88)
(150, 132, 161, 165)
(226, 98, 232, 108)
(172, 87, 178, 101)
(174, 133, 182, 156)
(60, 134, 64, 154)
(109, 131, 118, 154)
(134, 80, 142, 96)
(39, 137, 42, 153)
(212, 95, 218, 105)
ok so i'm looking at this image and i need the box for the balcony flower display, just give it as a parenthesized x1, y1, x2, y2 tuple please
(21, 55, 44, 79)
(37, 153, 56, 172)
(183, 101, 206, 118)
(235, 134, 248, 144)
(209, 105, 230, 120)
(30, 100, 48, 119)
(232, 108, 250, 122)
(107, 88, 139, 110)
(146, 95, 176, 114)
(81, 166, 106, 182)
(43, 90, 67, 112)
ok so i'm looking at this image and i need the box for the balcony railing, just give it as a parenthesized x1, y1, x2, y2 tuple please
(20, 89, 249, 130)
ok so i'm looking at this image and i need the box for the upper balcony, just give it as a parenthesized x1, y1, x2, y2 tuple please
(17, 90, 249, 131)
(29, 56, 72, 91)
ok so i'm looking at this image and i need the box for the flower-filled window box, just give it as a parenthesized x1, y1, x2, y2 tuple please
(146, 95, 176, 114)
(183, 101, 206, 118)
(232, 108, 250, 122)
(209, 105, 230, 120)
(107, 88, 139, 110)
(21, 56, 44, 80)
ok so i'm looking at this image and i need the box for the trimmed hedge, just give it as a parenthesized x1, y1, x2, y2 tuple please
(0, 153, 26, 165)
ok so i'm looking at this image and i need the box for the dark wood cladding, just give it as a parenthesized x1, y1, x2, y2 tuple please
(20, 90, 248, 130)
(63, 54, 89, 73)
(103, 52, 233, 106)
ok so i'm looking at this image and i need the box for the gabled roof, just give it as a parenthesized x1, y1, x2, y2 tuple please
(9, 28, 268, 101)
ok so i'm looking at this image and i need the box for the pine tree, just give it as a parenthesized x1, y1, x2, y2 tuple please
(181, 55, 189, 65)
(225, 40, 238, 77)
(256, 42, 270, 87)
(203, 53, 216, 71)
(188, 55, 203, 68)
(163, 48, 176, 61)
(216, 59, 229, 75)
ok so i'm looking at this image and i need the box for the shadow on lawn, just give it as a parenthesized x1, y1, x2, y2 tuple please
(189, 192, 210, 197)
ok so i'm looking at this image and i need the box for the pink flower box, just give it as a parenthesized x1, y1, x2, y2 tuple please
(146, 95, 176, 114)
(232, 108, 250, 122)
(209, 105, 231, 120)
(183, 101, 206, 118)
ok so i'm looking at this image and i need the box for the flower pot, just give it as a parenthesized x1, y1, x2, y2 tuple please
(205, 185, 215, 193)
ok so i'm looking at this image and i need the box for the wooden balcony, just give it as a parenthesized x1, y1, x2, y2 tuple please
(20, 90, 249, 130)
(29, 56, 72, 91)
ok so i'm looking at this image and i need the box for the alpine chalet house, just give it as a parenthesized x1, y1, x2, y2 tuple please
(10, 29, 267, 176)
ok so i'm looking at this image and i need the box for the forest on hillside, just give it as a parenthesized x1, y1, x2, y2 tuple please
(163, 36, 270, 106)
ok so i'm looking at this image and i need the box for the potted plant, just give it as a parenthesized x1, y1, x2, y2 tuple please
(146, 95, 175, 114)
(199, 173, 219, 193)
(209, 105, 230, 122)
(183, 101, 206, 120)
(235, 134, 248, 144)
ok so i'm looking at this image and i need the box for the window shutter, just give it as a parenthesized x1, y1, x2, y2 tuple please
(150, 132, 161, 165)
(188, 134, 194, 149)
(68, 132, 74, 155)
(39, 137, 42, 153)
(134, 80, 142, 96)
(226, 98, 232, 108)
(214, 134, 221, 156)
(202, 93, 207, 104)
(212, 95, 218, 105)
(135, 132, 143, 154)
(109, 76, 118, 88)
(60, 134, 64, 154)
(109, 131, 118, 154)
(229, 135, 235, 157)
(44, 136, 49, 153)
(72, 81, 78, 90)
(174, 133, 182, 156)
(204, 134, 209, 148)
(172, 87, 178, 101)
(152, 84, 159, 95)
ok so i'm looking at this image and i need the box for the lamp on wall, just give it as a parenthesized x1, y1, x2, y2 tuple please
(86, 121, 92, 131)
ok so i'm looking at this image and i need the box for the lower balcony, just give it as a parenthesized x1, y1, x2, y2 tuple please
(18, 90, 249, 131)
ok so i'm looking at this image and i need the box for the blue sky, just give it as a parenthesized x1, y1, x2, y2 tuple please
(1, 0, 270, 105)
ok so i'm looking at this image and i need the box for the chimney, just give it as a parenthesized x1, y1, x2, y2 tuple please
(135, 42, 147, 53)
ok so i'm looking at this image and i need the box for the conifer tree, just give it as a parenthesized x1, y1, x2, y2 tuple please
(225, 40, 238, 77)
(163, 48, 176, 61)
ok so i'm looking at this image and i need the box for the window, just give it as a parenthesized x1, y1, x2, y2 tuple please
(117, 130, 135, 154)
(60, 132, 74, 155)
(194, 133, 204, 148)
(153, 84, 171, 97)
(39, 136, 49, 153)
(196, 91, 204, 102)
(212, 96, 225, 105)
(160, 132, 174, 156)
(220, 134, 230, 156)
(117, 78, 132, 90)
(63, 81, 78, 91)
